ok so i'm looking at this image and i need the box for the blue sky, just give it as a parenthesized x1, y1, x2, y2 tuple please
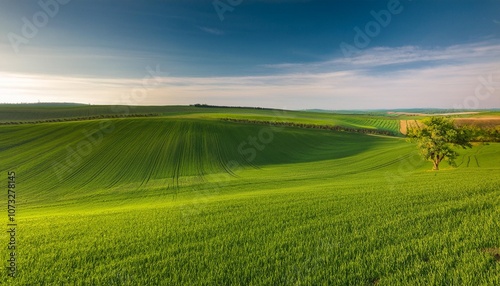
(0, 0, 499, 109)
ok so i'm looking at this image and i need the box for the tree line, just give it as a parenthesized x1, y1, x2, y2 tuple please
(462, 126, 500, 142)
(221, 118, 397, 136)
(0, 113, 161, 125)
(191, 104, 280, 111)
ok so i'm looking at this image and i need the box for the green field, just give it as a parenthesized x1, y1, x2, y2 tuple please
(1, 107, 499, 285)
(0, 104, 412, 135)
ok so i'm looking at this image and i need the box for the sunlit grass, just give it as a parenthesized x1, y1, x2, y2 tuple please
(0, 114, 499, 285)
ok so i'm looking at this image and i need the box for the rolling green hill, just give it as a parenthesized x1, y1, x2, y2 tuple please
(0, 110, 499, 285)
(0, 104, 404, 135)
(0, 117, 398, 205)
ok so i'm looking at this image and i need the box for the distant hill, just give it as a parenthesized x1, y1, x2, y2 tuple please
(304, 108, 500, 114)
(2, 102, 88, 107)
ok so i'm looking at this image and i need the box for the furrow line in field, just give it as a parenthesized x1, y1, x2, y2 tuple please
(338, 153, 412, 176)
(170, 122, 185, 189)
(138, 121, 170, 188)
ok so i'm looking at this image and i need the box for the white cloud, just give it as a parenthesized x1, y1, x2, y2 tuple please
(264, 41, 500, 73)
(1, 42, 499, 110)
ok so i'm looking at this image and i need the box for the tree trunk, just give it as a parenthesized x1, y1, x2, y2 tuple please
(433, 160, 440, 170)
(432, 158, 443, 171)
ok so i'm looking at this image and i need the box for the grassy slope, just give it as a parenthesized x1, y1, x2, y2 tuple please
(0, 105, 408, 134)
(0, 116, 499, 285)
(2, 104, 497, 135)
(0, 117, 385, 202)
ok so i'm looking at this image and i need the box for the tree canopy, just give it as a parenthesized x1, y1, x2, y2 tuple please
(407, 117, 472, 170)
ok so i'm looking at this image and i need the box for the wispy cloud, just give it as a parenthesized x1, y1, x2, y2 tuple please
(264, 41, 500, 74)
(2, 41, 499, 109)
(198, 26, 225, 36)
(3, 58, 499, 109)
(334, 42, 500, 67)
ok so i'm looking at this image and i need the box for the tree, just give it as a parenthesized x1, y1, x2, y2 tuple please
(407, 117, 472, 170)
